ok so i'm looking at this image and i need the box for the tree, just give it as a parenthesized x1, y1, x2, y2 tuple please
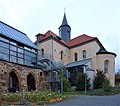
(93, 69, 107, 89)
(115, 72, 120, 85)
(60, 67, 64, 93)
(76, 72, 91, 91)
(63, 78, 70, 92)
(60, 66, 71, 92)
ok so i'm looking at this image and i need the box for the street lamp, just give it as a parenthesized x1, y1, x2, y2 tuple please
(83, 65, 87, 94)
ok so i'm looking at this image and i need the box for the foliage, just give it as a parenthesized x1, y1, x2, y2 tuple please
(2, 89, 67, 103)
(0, 90, 2, 99)
(115, 73, 120, 85)
(76, 73, 91, 91)
(63, 78, 70, 92)
(93, 69, 107, 89)
(60, 66, 71, 92)
(60, 66, 64, 93)
(102, 80, 112, 92)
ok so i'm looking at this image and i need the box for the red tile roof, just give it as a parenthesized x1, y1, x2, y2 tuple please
(39, 30, 96, 47)
(39, 30, 57, 40)
(39, 30, 67, 45)
(67, 34, 96, 47)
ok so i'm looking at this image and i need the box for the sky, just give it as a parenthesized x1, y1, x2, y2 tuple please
(0, 0, 119, 72)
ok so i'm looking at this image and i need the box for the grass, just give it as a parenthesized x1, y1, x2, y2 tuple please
(63, 86, 120, 96)
(0, 87, 120, 105)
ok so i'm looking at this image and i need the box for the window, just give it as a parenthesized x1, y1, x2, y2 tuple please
(82, 50, 86, 59)
(10, 51, 17, 56)
(0, 36, 9, 43)
(18, 53, 23, 58)
(40, 72, 42, 76)
(104, 60, 109, 73)
(0, 47, 9, 54)
(18, 48, 23, 53)
(41, 49, 44, 57)
(61, 51, 63, 60)
(10, 56, 17, 63)
(0, 41, 9, 48)
(0, 53, 9, 61)
(0, 36, 37, 67)
(59, 29, 61, 38)
(74, 53, 78, 61)
(18, 58, 23, 64)
(10, 45, 17, 51)
(10, 41, 17, 46)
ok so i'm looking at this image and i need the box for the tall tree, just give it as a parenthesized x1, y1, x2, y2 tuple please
(93, 69, 107, 89)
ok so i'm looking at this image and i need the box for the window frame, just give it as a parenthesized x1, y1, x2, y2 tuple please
(74, 52, 78, 61)
(104, 60, 109, 73)
(82, 50, 86, 59)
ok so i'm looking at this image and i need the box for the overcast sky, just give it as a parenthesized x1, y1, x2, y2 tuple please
(0, 0, 119, 72)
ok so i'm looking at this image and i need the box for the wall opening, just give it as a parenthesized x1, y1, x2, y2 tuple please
(27, 73, 36, 91)
(8, 71, 19, 93)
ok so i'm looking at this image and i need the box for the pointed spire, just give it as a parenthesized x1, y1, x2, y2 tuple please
(59, 12, 71, 42)
(61, 13, 68, 26)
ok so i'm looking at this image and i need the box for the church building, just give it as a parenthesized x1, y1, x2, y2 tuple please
(36, 13, 116, 88)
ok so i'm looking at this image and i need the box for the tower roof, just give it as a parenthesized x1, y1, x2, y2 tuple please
(61, 13, 68, 26)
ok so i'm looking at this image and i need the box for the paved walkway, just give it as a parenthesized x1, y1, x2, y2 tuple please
(46, 95, 120, 106)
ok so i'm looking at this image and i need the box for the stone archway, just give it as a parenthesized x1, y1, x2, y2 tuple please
(8, 71, 19, 93)
(27, 73, 36, 91)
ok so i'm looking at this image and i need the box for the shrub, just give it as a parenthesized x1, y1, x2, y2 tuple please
(93, 69, 107, 89)
(102, 80, 112, 92)
(63, 78, 70, 92)
(0, 90, 3, 99)
(76, 73, 91, 91)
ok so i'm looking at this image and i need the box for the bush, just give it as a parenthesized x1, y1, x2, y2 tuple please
(76, 73, 91, 91)
(93, 69, 107, 89)
(63, 78, 70, 92)
(0, 90, 3, 99)
(102, 80, 112, 92)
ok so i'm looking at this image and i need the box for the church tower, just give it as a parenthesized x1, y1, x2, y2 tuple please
(59, 13, 71, 42)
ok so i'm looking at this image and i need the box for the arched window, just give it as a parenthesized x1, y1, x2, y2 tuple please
(41, 48, 44, 57)
(61, 51, 63, 60)
(8, 71, 19, 93)
(74, 53, 78, 61)
(82, 50, 86, 59)
(27, 73, 36, 91)
(104, 60, 109, 73)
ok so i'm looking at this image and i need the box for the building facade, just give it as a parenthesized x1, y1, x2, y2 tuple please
(36, 13, 116, 88)
(0, 21, 47, 93)
(0, 13, 116, 93)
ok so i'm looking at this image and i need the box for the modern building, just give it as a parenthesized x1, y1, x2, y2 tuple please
(36, 13, 116, 88)
(0, 21, 46, 93)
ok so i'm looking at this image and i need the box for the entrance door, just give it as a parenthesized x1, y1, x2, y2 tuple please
(8, 71, 19, 93)
(27, 73, 36, 91)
